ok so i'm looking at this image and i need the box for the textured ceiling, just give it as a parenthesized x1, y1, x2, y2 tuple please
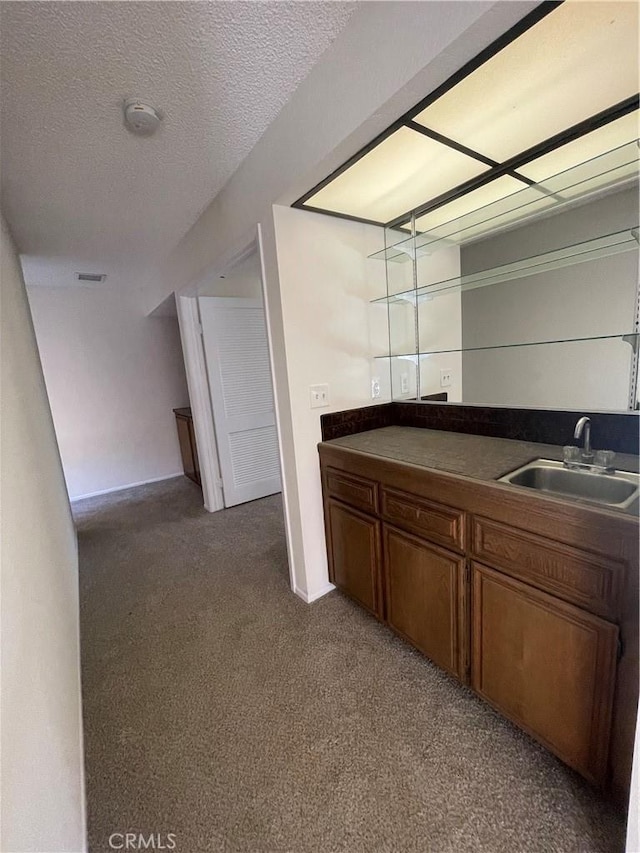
(0, 1, 356, 286)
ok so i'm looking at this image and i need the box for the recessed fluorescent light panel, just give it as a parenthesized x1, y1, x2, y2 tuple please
(306, 127, 490, 223)
(294, 0, 639, 233)
(411, 2, 638, 163)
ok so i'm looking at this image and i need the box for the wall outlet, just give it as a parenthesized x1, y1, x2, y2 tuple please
(400, 373, 410, 394)
(310, 384, 330, 409)
(440, 369, 453, 388)
(371, 377, 381, 399)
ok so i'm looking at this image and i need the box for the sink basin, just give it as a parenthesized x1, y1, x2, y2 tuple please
(498, 459, 639, 510)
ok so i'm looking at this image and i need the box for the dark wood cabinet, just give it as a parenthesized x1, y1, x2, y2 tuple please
(381, 486, 465, 551)
(471, 562, 618, 785)
(325, 467, 378, 514)
(174, 407, 201, 486)
(319, 441, 638, 802)
(384, 526, 466, 679)
(471, 516, 622, 620)
(326, 498, 382, 618)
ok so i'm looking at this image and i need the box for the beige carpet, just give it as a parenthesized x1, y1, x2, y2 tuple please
(76, 477, 625, 853)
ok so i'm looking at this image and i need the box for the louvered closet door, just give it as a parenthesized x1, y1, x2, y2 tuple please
(198, 297, 281, 507)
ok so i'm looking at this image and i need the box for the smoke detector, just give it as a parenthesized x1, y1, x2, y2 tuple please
(123, 99, 162, 136)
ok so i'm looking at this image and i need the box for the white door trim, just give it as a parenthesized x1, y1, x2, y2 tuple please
(256, 222, 299, 597)
(176, 294, 224, 512)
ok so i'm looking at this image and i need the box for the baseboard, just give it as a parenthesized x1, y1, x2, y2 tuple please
(70, 473, 184, 502)
(293, 582, 335, 604)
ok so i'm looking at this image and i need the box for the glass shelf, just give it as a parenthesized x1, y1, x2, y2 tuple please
(375, 332, 639, 359)
(371, 227, 639, 305)
(369, 140, 639, 262)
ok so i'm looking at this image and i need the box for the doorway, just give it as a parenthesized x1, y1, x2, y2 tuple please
(182, 241, 283, 511)
(198, 295, 281, 506)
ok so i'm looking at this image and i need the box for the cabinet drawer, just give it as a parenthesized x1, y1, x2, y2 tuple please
(325, 467, 378, 514)
(381, 487, 464, 551)
(472, 517, 622, 619)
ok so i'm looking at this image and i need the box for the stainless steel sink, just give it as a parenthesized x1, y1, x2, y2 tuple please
(498, 459, 640, 510)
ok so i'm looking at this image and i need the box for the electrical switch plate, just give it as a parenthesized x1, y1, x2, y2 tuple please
(310, 384, 330, 409)
(440, 369, 453, 388)
(400, 373, 410, 394)
(371, 377, 381, 399)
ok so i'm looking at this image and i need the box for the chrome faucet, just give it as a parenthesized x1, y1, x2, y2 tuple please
(574, 416, 593, 460)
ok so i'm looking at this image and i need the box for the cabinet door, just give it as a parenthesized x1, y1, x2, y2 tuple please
(327, 499, 382, 618)
(471, 563, 618, 785)
(383, 525, 466, 679)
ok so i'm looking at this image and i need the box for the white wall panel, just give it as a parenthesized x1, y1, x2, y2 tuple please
(27, 284, 190, 500)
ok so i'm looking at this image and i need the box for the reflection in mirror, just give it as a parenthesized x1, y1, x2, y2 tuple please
(391, 184, 639, 412)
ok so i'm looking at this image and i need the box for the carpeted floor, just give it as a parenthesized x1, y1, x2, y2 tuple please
(76, 477, 626, 853)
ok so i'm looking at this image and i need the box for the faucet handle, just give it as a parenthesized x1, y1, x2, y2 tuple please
(563, 445, 581, 466)
(594, 449, 615, 470)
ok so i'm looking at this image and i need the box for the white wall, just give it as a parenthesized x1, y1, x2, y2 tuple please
(460, 186, 639, 410)
(271, 205, 388, 600)
(27, 283, 190, 500)
(1, 216, 86, 852)
(143, 2, 536, 598)
(198, 249, 263, 299)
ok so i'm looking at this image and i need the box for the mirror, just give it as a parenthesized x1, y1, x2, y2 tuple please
(378, 181, 639, 413)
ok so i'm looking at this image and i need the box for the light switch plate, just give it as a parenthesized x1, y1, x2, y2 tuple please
(310, 384, 330, 408)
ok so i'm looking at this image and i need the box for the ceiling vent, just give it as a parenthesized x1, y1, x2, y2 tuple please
(75, 272, 107, 284)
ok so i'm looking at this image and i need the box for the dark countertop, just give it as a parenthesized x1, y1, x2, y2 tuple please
(323, 426, 640, 482)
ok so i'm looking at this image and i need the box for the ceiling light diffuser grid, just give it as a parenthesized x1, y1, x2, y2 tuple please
(412, 1, 639, 163)
(303, 126, 489, 224)
(294, 1, 640, 231)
